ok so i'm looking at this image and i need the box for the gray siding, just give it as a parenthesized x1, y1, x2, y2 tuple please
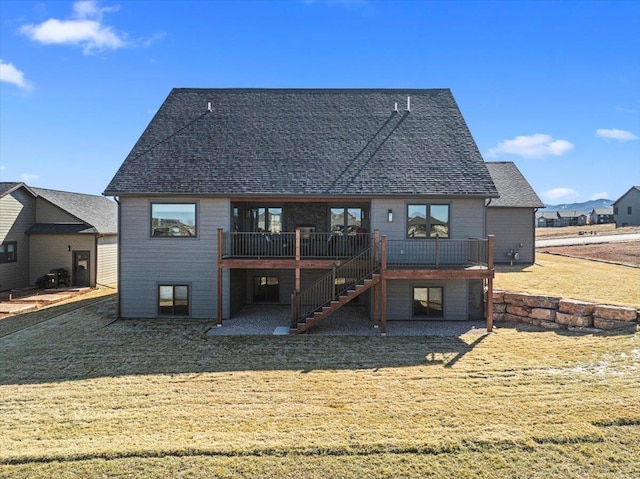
(35, 197, 80, 223)
(0, 190, 35, 290)
(487, 207, 536, 265)
(118, 196, 229, 319)
(97, 235, 118, 286)
(29, 234, 95, 285)
(614, 188, 640, 227)
(385, 279, 468, 320)
(371, 198, 486, 239)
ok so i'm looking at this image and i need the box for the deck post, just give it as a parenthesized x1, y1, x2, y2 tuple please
(295, 228, 301, 293)
(381, 235, 387, 334)
(217, 228, 223, 325)
(486, 235, 495, 332)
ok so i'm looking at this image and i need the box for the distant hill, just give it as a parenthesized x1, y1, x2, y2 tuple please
(539, 199, 613, 215)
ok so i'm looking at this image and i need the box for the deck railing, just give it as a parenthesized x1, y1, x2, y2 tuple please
(290, 246, 377, 328)
(222, 231, 372, 259)
(384, 237, 488, 267)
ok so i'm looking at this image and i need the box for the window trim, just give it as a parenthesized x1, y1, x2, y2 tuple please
(412, 286, 444, 319)
(150, 202, 198, 238)
(406, 203, 451, 239)
(0, 241, 17, 263)
(157, 284, 190, 317)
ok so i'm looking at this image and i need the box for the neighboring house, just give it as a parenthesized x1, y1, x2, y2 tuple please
(105, 88, 510, 333)
(536, 212, 558, 228)
(0, 183, 118, 291)
(556, 210, 587, 227)
(589, 208, 614, 225)
(486, 162, 544, 265)
(613, 186, 640, 227)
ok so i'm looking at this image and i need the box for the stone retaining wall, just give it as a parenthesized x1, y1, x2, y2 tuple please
(493, 290, 639, 331)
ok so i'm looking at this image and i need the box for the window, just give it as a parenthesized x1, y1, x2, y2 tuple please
(413, 287, 443, 318)
(407, 204, 449, 238)
(331, 207, 363, 235)
(628, 206, 633, 215)
(613, 206, 618, 215)
(0, 241, 17, 263)
(158, 285, 189, 315)
(253, 276, 279, 302)
(248, 207, 282, 233)
(151, 203, 196, 237)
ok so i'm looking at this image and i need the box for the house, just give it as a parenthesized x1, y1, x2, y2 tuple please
(556, 210, 587, 227)
(105, 88, 510, 333)
(536, 212, 558, 228)
(485, 162, 544, 265)
(613, 186, 640, 227)
(589, 207, 614, 225)
(0, 183, 118, 291)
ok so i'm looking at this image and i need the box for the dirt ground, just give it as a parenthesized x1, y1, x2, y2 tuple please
(535, 224, 640, 239)
(538, 241, 640, 267)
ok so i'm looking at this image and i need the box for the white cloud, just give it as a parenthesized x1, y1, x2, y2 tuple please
(590, 192, 609, 200)
(596, 128, 638, 141)
(0, 59, 32, 90)
(21, 173, 39, 183)
(541, 187, 580, 203)
(486, 134, 574, 158)
(20, 1, 127, 54)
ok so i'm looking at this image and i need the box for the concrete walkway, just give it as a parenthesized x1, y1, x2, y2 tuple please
(207, 304, 488, 337)
(0, 287, 91, 315)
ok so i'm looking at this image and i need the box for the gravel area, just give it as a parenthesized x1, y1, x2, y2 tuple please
(207, 304, 488, 337)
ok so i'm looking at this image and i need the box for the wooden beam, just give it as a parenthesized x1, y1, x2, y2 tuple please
(218, 259, 344, 269)
(383, 269, 494, 280)
(373, 279, 379, 328)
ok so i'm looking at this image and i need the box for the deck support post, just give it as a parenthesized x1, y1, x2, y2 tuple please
(217, 228, 223, 325)
(380, 235, 387, 334)
(295, 228, 301, 293)
(486, 235, 494, 332)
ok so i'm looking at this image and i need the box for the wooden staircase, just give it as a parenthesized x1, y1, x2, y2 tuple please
(290, 245, 380, 334)
(290, 274, 380, 334)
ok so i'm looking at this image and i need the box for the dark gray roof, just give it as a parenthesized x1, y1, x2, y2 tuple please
(105, 88, 498, 198)
(591, 208, 613, 215)
(485, 162, 544, 208)
(557, 210, 586, 218)
(0, 182, 36, 198)
(31, 187, 117, 234)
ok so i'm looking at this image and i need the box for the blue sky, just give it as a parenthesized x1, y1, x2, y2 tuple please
(1, 0, 638, 204)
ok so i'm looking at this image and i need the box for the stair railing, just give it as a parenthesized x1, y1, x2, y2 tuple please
(290, 246, 378, 329)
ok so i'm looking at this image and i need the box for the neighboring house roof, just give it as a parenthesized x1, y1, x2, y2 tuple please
(31, 187, 117, 234)
(0, 182, 37, 199)
(485, 162, 544, 208)
(612, 186, 640, 205)
(591, 208, 613, 215)
(557, 210, 586, 218)
(536, 212, 558, 220)
(105, 88, 499, 198)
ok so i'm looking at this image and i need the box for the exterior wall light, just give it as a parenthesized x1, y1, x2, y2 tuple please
(388, 209, 393, 222)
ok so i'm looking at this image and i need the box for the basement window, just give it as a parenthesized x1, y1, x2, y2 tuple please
(158, 285, 189, 316)
(413, 287, 444, 318)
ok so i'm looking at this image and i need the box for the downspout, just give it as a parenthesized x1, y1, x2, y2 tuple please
(533, 207, 539, 264)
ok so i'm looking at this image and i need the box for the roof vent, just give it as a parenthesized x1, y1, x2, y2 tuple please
(207, 102, 212, 112)
(394, 102, 399, 112)
(406, 96, 411, 112)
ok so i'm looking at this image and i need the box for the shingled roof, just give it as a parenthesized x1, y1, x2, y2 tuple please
(31, 187, 117, 234)
(104, 88, 498, 198)
(485, 162, 544, 208)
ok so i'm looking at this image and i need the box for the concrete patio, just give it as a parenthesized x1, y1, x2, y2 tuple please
(207, 304, 488, 337)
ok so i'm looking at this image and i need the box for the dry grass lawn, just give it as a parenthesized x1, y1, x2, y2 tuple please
(1, 294, 639, 477)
